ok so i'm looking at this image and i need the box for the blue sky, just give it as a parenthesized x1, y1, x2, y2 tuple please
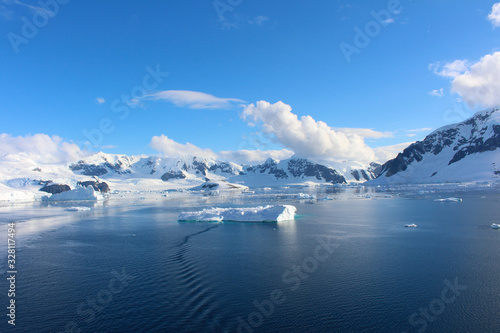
(1, 0, 500, 164)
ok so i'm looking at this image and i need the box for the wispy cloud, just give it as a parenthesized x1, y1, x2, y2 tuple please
(144, 90, 244, 109)
(405, 127, 432, 137)
(429, 88, 444, 97)
(333, 128, 394, 139)
(488, 2, 500, 27)
(249, 15, 269, 26)
(429, 60, 469, 78)
(96, 97, 106, 104)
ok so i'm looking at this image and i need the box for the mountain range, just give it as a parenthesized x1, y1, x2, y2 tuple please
(0, 109, 498, 200)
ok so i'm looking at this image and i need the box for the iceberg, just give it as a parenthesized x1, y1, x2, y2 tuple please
(491, 223, 500, 229)
(297, 193, 316, 199)
(65, 206, 92, 211)
(404, 224, 418, 228)
(178, 205, 297, 222)
(434, 197, 462, 202)
(42, 186, 104, 201)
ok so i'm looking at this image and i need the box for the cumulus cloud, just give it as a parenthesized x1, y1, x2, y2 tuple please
(0, 133, 86, 164)
(96, 97, 106, 104)
(449, 52, 500, 108)
(241, 101, 390, 163)
(429, 88, 444, 97)
(488, 2, 500, 27)
(144, 90, 244, 109)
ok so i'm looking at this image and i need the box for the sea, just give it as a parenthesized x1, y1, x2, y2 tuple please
(0, 185, 499, 333)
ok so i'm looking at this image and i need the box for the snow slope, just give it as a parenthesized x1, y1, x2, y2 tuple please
(370, 109, 500, 184)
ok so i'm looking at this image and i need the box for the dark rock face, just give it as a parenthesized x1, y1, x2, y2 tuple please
(377, 109, 500, 178)
(209, 161, 238, 175)
(69, 160, 132, 176)
(245, 158, 289, 180)
(161, 171, 186, 181)
(244, 157, 347, 184)
(39, 184, 71, 194)
(198, 183, 218, 189)
(287, 158, 346, 184)
(77, 181, 110, 193)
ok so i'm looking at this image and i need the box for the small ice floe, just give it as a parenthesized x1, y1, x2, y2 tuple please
(491, 223, 500, 229)
(404, 224, 418, 228)
(318, 196, 333, 201)
(297, 193, 316, 200)
(42, 186, 104, 201)
(434, 197, 462, 202)
(65, 207, 91, 212)
(178, 205, 297, 222)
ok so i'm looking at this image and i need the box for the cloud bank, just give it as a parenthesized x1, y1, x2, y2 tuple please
(149, 134, 294, 165)
(0, 134, 86, 164)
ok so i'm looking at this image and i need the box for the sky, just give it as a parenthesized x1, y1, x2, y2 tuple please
(1, 0, 500, 166)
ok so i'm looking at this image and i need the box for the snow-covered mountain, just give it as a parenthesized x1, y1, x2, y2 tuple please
(370, 108, 500, 184)
(0, 150, 380, 201)
(67, 153, 375, 187)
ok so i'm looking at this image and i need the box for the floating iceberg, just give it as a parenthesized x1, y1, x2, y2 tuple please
(178, 205, 297, 222)
(434, 197, 462, 202)
(42, 187, 104, 201)
(65, 206, 91, 211)
(297, 193, 316, 199)
(404, 224, 418, 228)
(491, 223, 500, 229)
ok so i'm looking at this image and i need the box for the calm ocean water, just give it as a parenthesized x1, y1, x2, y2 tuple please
(1, 188, 499, 332)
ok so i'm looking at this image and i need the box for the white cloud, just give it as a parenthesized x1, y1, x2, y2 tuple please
(488, 2, 500, 27)
(449, 51, 500, 108)
(96, 97, 106, 104)
(218, 149, 294, 165)
(149, 134, 294, 165)
(0, 133, 86, 164)
(429, 60, 469, 78)
(144, 90, 244, 109)
(249, 15, 269, 25)
(373, 142, 414, 163)
(383, 18, 395, 24)
(406, 127, 432, 133)
(241, 100, 388, 163)
(333, 128, 393, 139)
(149, 135, 217, 158)
(429, 88, 444, 97)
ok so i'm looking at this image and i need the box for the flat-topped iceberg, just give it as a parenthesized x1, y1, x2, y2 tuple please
(178, 205, 297, 222)
(65, 206, 92, 211)
(434, 197, 462, 202)
(42, 186, 104, 201)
